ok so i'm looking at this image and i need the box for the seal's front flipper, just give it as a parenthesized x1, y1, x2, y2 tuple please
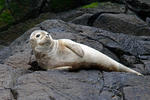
(64, 40, 84, 57)
(54, 66, 73, 71)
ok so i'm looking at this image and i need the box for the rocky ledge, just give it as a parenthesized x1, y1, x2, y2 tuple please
(0, 19, 150, 100)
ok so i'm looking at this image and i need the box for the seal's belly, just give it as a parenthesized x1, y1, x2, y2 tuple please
(39, 49, 83, 69)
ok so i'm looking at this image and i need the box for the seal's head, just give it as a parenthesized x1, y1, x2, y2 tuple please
(30, 30, 53, 51)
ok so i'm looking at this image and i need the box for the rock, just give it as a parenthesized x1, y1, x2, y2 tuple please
(123, 86, 150, 100)
(93, 13, 150, 36)
(0, 64, 15, 89)
(0, 64, 31, 99)
(13, 70, 102, 100)
(141, 60, 150, 75)
(125, 0, 150, 19)
(70, 13, 92, 25)
(140, 0, 150, 5)
(79, 2, 125, 14)
(133, 64, 145, 74)
(103, 72, 150, 99)
(120, 55, 139, 66)
(7, 0, 50, 21)
(0, 47, 11, 63)
(56, 10, 84, 22)
(6, 0, 97, 22)
(4, 51, 33, 69)
(0, 27, 40, 63)
(0, 89, 14, 100)
(99, 90, 120, 100)
(0, 64, 29, 89)
(49, 0, 98, 12)
(103, 72, 150, 89)
(95, 32, 150, 56)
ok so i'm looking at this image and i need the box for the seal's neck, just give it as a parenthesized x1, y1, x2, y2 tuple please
(47, 40, 59, 54)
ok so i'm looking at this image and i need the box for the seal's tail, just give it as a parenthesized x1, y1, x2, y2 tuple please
(117, 63, 143, 76)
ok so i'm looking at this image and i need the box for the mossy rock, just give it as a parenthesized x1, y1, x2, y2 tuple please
(8, 0, 39, 21)
(82, 2, 99, 8)
(0, 9, 14, 27)
(0, 0, 97, 31)
(0, 0, 14, 28)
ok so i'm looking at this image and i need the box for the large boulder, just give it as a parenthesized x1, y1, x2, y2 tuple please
(70, 12, 150, 36)
(13, 70, 102, 100)
(0, 64, 29, 100)
(78, 13, 150, 36)
(93, 13, 150, 36)
(70, 13, 92, 26)
(103, 72, 150, 100)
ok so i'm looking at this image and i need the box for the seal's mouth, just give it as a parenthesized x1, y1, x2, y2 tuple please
(39, 34, 51, 46)
(40, 34, 49, 41)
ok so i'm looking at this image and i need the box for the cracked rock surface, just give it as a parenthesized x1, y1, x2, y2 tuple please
(0, 19, 150, 100)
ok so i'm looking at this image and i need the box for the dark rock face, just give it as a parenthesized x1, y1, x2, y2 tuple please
(0, 19, 150, 100)
(73, 13, 150, 36)
(70, 13, 92, 26)
(6, 0, 97, 22)
(93, 13, 150, 36)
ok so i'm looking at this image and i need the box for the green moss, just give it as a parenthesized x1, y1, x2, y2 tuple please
(0, 9, 14, 27)
(0, 0, 5, 9)
(82, 2, 99, 8)
(99, 2, 113, 6)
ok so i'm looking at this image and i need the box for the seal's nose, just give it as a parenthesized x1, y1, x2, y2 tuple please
(46, 33, 50, 38)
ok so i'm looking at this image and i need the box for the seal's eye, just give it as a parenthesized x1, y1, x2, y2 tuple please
(36, 34, 40, 38)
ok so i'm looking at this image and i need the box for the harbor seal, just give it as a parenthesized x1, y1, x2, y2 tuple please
(30, 30, 142, 75)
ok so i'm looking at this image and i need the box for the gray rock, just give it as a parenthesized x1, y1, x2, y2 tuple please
(0, 89, 14, 100)
(56, 10, 84, 22)
(4, 51, 33, 69)
(0, 64, 29, 89)
(133, 64, 145, 74)
(0, 64, 30, 100)
(0, 27, 40, 63)
(120, 55, 139, 66)
(142, 60, 150, 75)
(123, 86, 150, 100)
(70, 13, 92, 25)
(79, 2, 125, 14)
(103, 72, 150, 89)
(140, 0, 150, 5)
(103, 72, 150, 99)
(93, 13, 150, 36)
(0, 64, 15, 89)
(0, 47, 11, 63)
(99, 90, 120, 100)
(13, 70, 102, 100)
